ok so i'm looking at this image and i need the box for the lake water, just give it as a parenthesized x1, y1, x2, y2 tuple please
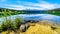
(0, 14, 60, 24)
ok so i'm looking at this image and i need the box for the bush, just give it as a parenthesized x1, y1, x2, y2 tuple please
(51, 26, 57, 30)
(1, 20, 8, 31)
(1, 18, 14, 31)
(0, 17, 23, 34)
(0, 25, 3, 33)
(14, 17, 23, 29)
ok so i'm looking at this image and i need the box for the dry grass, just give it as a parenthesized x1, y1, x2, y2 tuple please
(1, 21, 60, 34)
(24, 24, 54, 34)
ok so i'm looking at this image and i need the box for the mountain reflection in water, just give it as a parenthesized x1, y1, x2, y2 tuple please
(0, 14, 60, 24)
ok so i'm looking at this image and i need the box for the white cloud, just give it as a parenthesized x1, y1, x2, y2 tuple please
(5, 4, 43, 10)
(34, 3, 59, 9)
(4, 0, 60, 10)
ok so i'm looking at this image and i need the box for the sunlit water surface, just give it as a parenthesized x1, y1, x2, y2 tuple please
(0, 14, 60, 24)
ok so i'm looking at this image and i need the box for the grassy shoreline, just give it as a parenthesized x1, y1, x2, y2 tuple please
(0, 17, 60, 34)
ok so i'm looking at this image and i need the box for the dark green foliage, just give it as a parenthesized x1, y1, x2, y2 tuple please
(0, 8, 60, 18)
(51, 26, 57, 30)
(0, 17, 22, 33)
(1, 18, 14, 31)
(0, 26, 3, 33)
(45, 9, 60, 16)
(14, 17, 22, 29)
(0, 8, 26, 17)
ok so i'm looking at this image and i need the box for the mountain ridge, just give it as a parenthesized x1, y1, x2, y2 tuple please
(0, 8, 60, 16)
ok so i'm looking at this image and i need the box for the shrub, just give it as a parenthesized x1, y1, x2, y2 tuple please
(0, 25, 3, 33)
(1, 20, 8, 31)
(51, 26, 57, 30)
(1, 18, 14, 31)
(14, 17, 23, 29)
(0, 17, 23, 34)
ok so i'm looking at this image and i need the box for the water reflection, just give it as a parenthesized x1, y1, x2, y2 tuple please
(0, 14, 60, 24)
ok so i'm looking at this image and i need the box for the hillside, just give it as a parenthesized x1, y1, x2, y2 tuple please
(0, 8, 60, 17)
(45, 8, 60, 16)
(0, 8, 27, 17)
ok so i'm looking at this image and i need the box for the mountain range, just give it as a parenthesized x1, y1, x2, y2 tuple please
(0, 8, 60, 16)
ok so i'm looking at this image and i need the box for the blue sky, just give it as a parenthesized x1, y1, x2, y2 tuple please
(0, 0, 60, 10)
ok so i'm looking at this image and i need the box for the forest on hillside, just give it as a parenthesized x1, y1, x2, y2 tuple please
(0, 8, 60, 17)
(45, 8, 60, 16)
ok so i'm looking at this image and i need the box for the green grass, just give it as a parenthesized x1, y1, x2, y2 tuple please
(0, 17, 23, 33)
(0, 11, 25, 17)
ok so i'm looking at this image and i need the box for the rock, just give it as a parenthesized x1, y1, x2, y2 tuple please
(20, 24, 29, 32)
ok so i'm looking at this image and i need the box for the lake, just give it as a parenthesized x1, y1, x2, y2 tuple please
(0, 14, 60, 24)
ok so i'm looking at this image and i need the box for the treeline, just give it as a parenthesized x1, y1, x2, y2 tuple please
(44, 8, 60, 16)
(0, 8, 60, 17)
(47, 11, 60, 16)
(0, 8, 44, 14)
(0, 8, 27, 17)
